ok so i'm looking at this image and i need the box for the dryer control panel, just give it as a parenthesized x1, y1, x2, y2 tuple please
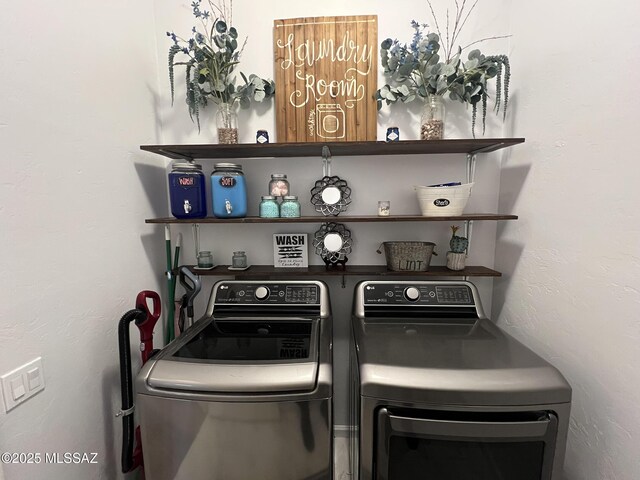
(362, 283, 475, 306)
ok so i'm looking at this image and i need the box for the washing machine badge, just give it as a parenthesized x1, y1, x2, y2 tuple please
(316, 104, 346, 139)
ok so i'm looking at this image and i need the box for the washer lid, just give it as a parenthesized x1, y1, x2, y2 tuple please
(353, 317, 571, 406)
(146, 317, 319, 393)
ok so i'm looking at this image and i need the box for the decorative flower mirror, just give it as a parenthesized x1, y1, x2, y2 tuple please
(313, 223, 352, 267)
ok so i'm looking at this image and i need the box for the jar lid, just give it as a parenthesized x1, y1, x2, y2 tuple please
(214, 162, 243, 171)
(261, 195, 276, 200)
(233, 251, 245, 255)
(270, 173, 287, 179)
(283, 195, 298, 200)
(173, 162, 203, 170)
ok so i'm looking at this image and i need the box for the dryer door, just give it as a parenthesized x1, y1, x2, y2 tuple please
(375, 408, 558, 480)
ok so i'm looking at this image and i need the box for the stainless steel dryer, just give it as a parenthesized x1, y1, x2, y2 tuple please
(137, 280, 332, 480)
(350, 280, 571, 480)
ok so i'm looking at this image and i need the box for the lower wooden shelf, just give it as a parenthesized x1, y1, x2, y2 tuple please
(186, 265, 501, 277)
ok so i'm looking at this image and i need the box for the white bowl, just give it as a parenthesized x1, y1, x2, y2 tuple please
(414, 183, 474, 216)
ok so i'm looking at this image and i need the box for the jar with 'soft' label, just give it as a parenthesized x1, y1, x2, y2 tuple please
(168, 162, 207, 219)
(211, 163, 247, 218)
(280, 195, 301, 218)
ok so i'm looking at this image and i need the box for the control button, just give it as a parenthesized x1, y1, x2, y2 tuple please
(429, 291, 436, 298)
(279, 291, 285, 297)
(386, 291, 394, 298)
(238, 290, 245, 297)
(404, 287, 420, 302)
(255, 286, 270, 300)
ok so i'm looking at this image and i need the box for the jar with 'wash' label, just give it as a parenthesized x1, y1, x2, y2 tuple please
(168, 162, 207, 219)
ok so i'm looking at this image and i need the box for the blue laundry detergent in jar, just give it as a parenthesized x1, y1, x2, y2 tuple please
(168, 162, 207, 219)
(211, 163, 247, 218)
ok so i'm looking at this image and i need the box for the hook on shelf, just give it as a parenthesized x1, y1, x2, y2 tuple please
(322, 145, 332, 177)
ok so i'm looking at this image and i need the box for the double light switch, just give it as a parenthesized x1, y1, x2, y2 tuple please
(1, 357, 45, 412)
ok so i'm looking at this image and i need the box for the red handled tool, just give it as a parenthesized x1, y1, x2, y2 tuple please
(134, 290, 161, 364)
(117, 290, 162, 477)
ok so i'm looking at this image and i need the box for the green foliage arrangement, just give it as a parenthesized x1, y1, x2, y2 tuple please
(167, 0, 275, 131)
(375, 0, 511, 137)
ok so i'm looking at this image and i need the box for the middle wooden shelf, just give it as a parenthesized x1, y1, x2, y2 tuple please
(146, 213, 518, 224)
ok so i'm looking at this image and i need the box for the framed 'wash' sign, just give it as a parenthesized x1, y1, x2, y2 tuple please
(274, 15, 378, 143)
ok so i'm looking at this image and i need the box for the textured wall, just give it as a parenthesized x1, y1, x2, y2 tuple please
(0, 1, 166, 479)
(494, 1, 640, 479)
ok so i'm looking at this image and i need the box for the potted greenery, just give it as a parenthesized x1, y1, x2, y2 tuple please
(375, 1, 510, 139)
(167, 0, 275, 142)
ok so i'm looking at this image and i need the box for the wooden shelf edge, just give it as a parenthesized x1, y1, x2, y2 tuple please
(146, 214, 518, 224)
(140, 138, 525, 160)
(182, 265, 501, 277)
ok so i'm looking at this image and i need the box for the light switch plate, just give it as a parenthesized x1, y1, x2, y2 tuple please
(1, 357, 45, 412)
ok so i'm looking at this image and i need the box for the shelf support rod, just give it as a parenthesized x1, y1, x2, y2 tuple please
(464, 220, 474, 254)
(192, 223, 201, 256)
(322, 145, 332, 177)
(466, 153, 477, 184)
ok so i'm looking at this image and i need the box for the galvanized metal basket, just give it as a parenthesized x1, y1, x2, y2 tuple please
(377, 241, 437, 272)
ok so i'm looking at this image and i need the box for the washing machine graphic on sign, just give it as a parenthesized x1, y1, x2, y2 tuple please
(316, 104, 345, 139)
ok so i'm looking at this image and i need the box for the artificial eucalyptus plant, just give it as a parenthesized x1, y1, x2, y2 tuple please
(375, 0, 511, 137)
(167, 0, 275, 131)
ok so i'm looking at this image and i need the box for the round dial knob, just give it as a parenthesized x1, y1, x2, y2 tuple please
(254, 286, 270, 300)
(404, 287, 421, 302)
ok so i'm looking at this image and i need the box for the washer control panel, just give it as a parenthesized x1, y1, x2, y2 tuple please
(363, 283, 474, 306)
(215, 283, 320, 305)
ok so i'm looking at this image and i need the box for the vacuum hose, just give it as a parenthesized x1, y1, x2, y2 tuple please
(118, 308, 146, 473)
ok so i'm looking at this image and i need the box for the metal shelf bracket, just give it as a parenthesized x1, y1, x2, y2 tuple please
(466, 153, 477, 184)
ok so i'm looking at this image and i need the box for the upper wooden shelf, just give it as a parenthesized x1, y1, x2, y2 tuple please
(146, 214, 518, 224)
(140, 138, 525, 160)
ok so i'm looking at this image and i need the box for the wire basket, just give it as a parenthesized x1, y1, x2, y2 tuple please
(377, 241, 437, 272)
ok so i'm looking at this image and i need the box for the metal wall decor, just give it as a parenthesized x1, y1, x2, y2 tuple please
(310, 176, 352, 216)
(313, 222, 352, 267)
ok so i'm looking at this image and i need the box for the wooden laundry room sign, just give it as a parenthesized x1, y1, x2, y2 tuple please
(273, 15, 378, 143)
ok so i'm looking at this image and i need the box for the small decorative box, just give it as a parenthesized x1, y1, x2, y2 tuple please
(386, 127, 400, 142)
(256, 130, 270, 144)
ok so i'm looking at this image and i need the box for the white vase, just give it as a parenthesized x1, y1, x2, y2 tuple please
(446, 251, 466, 271)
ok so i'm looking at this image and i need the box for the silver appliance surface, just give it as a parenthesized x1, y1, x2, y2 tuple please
(137, 280, 332, 480)
(351, 280, 572, 480)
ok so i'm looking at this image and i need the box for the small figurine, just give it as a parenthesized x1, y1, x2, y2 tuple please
(446, 225, 468, 271)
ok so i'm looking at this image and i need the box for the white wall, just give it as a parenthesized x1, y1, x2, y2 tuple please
(0, 1, 166, 479)
(494, 1, 640, 479)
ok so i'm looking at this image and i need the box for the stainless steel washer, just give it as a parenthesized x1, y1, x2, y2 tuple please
(350, 280, 571, 480)
(137, 280, 332, 480)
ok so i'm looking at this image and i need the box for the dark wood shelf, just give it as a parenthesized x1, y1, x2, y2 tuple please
(187, 265, 501, 277)
(146, 213, 518, 224)
(140, 138, 524, 160)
